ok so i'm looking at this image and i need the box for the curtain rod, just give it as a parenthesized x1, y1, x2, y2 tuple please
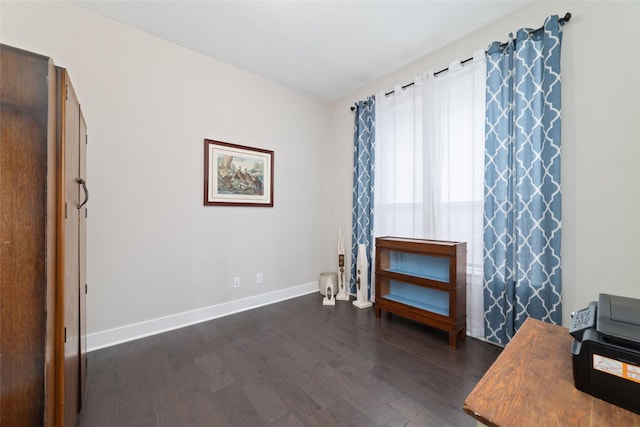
(350, 12, 571, 111)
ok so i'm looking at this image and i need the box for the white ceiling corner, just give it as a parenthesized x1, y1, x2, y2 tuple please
(71, 1, 532, 102)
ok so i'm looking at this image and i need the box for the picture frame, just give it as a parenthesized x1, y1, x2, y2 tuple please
(204, 139, 274, 207)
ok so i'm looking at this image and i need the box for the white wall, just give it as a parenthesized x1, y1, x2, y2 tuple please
(1, 1, 334, 348)
(330, 1, 640, 327)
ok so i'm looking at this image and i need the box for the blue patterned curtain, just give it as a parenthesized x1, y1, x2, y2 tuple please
(351, 96, 375, 296)
(483, 16, 564, 345)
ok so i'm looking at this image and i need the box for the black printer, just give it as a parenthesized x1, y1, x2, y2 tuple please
(570, 293, 640, 414)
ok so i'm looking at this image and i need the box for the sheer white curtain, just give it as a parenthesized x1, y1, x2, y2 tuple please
(374, 51, 486, 338)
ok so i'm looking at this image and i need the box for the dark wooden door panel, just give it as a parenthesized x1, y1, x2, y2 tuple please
(0, 44, 57, 427)
(1, 44, 87, 427)
(60, 68, 81, 427)
(79, 110, 88, 409)
(0, 108, 49, 427)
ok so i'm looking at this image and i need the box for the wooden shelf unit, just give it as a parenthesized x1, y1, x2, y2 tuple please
(374, 237, 467, 349)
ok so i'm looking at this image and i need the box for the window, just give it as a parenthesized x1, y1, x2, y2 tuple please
(374, 53, 486, 337)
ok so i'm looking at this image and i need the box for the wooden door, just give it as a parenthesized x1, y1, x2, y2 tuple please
(0, 44, 57, 427)
(58, 68, 81, 427)
(78, 110, 88, 408)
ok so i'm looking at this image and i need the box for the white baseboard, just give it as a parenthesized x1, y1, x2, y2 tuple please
(87, 282, 319, 352)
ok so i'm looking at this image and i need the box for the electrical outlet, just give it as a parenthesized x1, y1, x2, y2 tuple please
(256, 273, 263, 284)
(233, 277, 240, 288)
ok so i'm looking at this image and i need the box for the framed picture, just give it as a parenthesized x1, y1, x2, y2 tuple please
(204, 139, 274, 207)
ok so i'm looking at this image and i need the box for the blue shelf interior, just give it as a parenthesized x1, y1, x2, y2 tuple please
(384, 281, 449, 316)
(388, 251, 449, 282)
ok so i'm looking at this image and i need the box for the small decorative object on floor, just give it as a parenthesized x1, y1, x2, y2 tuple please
(353, 244, 373, 309)
(318, 272, 337, 296)
(336, 229, 349, 301)
(322, 276, 335, 306)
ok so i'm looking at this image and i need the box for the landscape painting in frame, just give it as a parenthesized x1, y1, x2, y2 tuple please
(204, 139, 274, 207)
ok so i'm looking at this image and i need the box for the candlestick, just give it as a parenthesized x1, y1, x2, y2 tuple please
(353, 243, 372, 309)
(336, 229, 349, 301)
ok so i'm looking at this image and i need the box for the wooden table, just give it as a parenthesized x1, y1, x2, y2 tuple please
(463, 318, 640, 426)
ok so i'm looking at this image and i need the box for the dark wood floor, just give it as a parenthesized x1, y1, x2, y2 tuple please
(80, 293, 501, 427)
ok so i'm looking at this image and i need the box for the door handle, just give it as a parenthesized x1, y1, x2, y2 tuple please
(77, 178, 89, 209)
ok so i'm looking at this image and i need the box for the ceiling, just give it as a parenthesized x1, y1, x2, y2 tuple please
(73, 1, 531, 102)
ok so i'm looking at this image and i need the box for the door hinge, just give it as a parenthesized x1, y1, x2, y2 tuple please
(65, 84, 68, 100)
(85, 208, 88, 218)
(86, 134, 88, 145)
(85, 283, 88, 294)
(64, 327, 67, 343)
(65, 202, 68, 219)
